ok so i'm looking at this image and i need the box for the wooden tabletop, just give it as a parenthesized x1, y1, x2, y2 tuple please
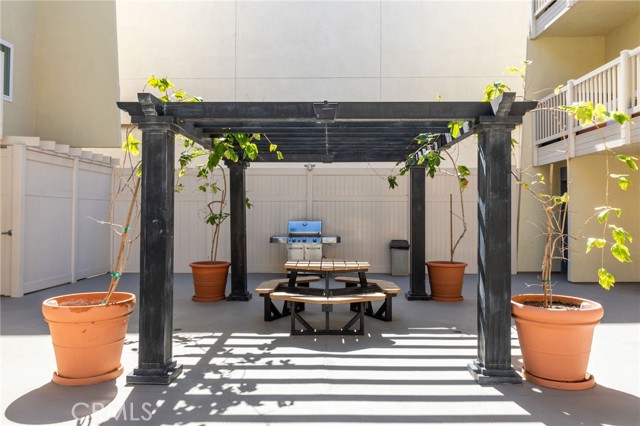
(284, 259, 370, 272)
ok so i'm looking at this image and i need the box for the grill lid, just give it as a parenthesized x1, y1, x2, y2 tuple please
(288, 220, 322, 236)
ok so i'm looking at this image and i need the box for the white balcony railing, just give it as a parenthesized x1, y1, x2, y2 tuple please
(532, 47, 640, 147)
(533, 0, 556, 18)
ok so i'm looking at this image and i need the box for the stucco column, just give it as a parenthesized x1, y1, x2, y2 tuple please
(468, 118, 521, 384)
(127, 121, 182, 385)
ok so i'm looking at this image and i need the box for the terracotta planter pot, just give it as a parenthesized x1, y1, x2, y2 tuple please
(511, 294, 604, 390)
(42, 292, 136, 386)
(189, 260, 230, 302)
(426, 261, 467, 302)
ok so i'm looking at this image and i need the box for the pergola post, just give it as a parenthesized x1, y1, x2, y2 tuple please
(226, 160, 251, 301)
(406, 166, 430, 300)
(468, 117, 521, 384)
(127, 121, 182, 385)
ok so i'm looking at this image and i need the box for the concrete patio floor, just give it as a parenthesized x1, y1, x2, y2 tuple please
(1, 272, 639, 425)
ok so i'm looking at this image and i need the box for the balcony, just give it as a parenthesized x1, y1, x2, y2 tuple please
(531, 47, 640, 166)
(531, 0, 640, 39)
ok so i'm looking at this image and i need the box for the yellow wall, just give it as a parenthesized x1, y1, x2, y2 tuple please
(568, 152, 640, 283)
(34, 1, 121, 148)
(525, 36, 606, 99)
(517, 36, 606, 272)
(0, 1, 37, 137)
(605, 14, 640, 61)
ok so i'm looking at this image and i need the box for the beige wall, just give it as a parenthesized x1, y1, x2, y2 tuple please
(0, 1, 37, 137)
(116, 0, 529, 103)
(568, 153, 640, 283)
(605, 13, 640, 61)
(0, 1, 120, 148)
(34, 1, 121, 148)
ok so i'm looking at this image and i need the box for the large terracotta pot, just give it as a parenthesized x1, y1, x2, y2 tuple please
(511, 294, 604, 390)
(189, 260, 230, 302)
(42, 292, 136, 386)
(426, 261, 467, 302)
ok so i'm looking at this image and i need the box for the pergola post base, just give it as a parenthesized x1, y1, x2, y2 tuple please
(227, 292, 252, 301)
(468, 360, 522, 385)
(127, 362, 183, 385)
(405, 291, 430, 301)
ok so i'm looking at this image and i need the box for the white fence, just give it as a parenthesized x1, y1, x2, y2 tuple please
(2, 141, 526, 296)
(116, 164, 483, 276)
(0, 138, 114, 296)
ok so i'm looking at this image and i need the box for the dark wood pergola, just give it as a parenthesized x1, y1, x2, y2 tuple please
(118, 93, 536, 386)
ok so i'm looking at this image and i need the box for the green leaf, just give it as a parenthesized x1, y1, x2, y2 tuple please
(510, 138, 519, 148)
(276, 151, 284, 160)
(611, 110, 632, 126)
(617, 176, 630, 190)
(592, 103, 608, 123)
(457, 165, 471, 178)
(387, 176, 398, 189)
(482, 81, 511, 102)
(122, 133, 140, 156)
(598, 268, 615, 290)
(585, 237, 606, 253)
(553, 84, 564, 95)
(448, 121, 464, 138)
(552, 192, 569, 205)
(269, 143, 278, 152)
(245, 197, 253, 209)
(610, 225, 632, 245)
(611, 243, 632, 263)
(597, 209, 610, 223)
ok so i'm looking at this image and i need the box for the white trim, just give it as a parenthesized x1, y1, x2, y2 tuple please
(0, 39, 14, 102)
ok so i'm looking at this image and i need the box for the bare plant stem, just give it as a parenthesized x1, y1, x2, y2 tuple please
(102, 177, 140, 305)
(442, 149, 467, 262)
(209, 165, 227, 262)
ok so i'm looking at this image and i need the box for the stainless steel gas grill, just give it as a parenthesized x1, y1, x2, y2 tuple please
(270, 220, 340, 261)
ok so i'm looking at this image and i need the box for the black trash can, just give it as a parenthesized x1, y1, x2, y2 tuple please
(389, 240, 410, 276)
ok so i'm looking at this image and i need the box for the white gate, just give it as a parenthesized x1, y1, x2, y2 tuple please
(0, 138, 114, 296)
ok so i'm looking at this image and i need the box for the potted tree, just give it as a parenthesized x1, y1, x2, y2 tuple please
(177, 133, 276, 302)
(41, 128, 141, 386)
(390, 128, 471, 301)
(140, 77, 280, 302)
(509, 99, 636, 390)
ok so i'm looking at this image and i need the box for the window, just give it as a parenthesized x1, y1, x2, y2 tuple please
(1, 39, 14, 102)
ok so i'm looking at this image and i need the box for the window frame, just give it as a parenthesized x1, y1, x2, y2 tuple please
(1, 39, 14, 102)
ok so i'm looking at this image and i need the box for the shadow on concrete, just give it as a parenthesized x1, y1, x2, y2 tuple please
(5, 381, 118, 424)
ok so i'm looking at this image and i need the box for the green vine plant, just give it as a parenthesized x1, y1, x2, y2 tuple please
(388, 130, 471, 263)
(483, 64, 636, 307)
(122, 75, 283, 270)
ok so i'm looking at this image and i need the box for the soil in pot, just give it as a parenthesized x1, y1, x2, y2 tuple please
(511, 293, 604, 390)
(42, 292, 136, 386)
(190, 260, 230, 302)
(426, 261, 467, 302)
